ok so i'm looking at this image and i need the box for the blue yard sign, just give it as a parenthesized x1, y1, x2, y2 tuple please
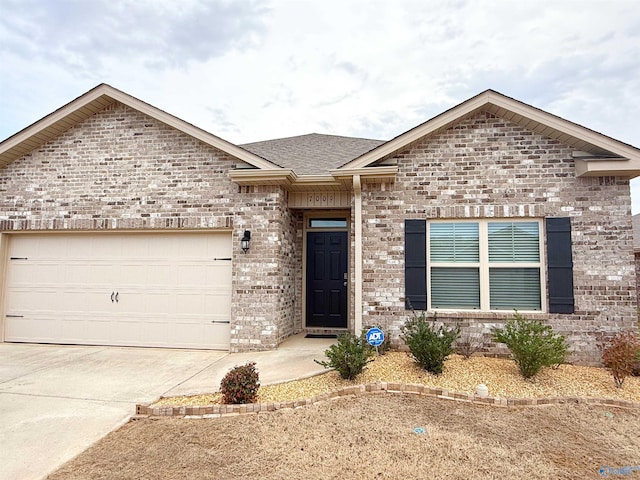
(366, 327, 385, 347)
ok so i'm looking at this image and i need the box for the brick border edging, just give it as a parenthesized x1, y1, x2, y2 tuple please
(134, 382, 640, 419)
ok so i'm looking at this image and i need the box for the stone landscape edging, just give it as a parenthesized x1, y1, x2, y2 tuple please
(134, 382, 640, 419)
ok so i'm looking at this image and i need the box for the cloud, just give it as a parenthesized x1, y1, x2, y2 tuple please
(0, 0, 270, 73)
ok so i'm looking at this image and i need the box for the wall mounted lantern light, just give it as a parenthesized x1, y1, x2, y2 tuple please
(241, 230, 251, 253)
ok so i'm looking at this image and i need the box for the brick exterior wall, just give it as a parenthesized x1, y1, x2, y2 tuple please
(636, 252, 640, 301)
(361, 111, 638, 365)
(0, 102, 301, 351)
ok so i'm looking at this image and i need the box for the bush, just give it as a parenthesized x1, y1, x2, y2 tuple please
(400, 311, 460, 374)
(220, 362, 260, 404)
(492, 312, 568, 379)
(361, 325, 392, 355)
(601, 331, 640, 388)
(455, 332, 485, 360)
(315, 332, 375, 380)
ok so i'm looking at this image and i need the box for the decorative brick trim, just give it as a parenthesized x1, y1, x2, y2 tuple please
(135, 382, 640, 418)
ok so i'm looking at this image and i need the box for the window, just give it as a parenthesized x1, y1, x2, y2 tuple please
(428, 220, 543, 311)
(308, 218, 347, 228)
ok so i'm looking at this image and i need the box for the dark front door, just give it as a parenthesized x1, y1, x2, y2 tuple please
(306, 231, 348, 328)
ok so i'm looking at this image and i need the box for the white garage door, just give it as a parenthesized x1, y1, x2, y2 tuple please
(3, 232, 232, 350)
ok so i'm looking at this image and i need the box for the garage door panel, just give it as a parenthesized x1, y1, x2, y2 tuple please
(203, 324, 231, 350)
(206, 264, 232, 286)
(4, 233, 232, 350)
(87, 264, 119, 285)
(119, 263, 149, 285)
(5, 266, 30, 284)
(7, 288, 59, 311)
(60, 316, 91, 343)
(83, 316, 119, 344)
(205, 293, 232, 314)
(145, 265, 172, 285)
(174, 293, 206, 316)
(172, 323, 208, 348)
(61, 290, 114, 313)
(67, 236, 94, 258)
(5, 314, 60, 343)
(176, 265, 207, 286)
(121, 236, 150, 259)
(64, 264, 92, 284)
(207, 234, 232, 255)
(121, 291, 171, 315)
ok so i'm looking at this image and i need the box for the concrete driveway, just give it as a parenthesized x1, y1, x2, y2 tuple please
(0, 335, 333, 480)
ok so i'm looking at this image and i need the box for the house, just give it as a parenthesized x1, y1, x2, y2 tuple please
(1, 84, 638, 365)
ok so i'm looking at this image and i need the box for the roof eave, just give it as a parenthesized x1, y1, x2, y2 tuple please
(329, 165, 399, 181)
(228, 168, 297, 186)
(228, 166, 398, 191)
(574, 158, 640, 178)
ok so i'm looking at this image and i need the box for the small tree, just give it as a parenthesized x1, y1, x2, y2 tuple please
(492, 311, 568, 379)
(400, 311, 460, 374)
(601, 331, 640, 388)
(220, 362, 260, 404)
(315, 333, 375, 380)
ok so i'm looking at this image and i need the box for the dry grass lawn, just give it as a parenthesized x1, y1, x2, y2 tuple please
(49, 393, 640, 480)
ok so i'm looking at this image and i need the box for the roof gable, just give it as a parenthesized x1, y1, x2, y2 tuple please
(339, 90, 640, 177)
(0, 84, 279, 170)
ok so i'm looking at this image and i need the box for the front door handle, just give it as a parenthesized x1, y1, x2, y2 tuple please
(111, 292, 115, 303)
(343, 281, 347, 286)
(115, 292, 119, 303)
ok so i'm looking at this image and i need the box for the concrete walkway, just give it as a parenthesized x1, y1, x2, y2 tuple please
(0, 334, 334, 480)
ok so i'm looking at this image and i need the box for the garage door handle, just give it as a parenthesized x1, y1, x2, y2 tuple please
(211, 320, 230, 324)
(6, 314, 23, 318)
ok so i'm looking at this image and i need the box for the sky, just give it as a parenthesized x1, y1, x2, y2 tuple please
(1, 0, 640, 211)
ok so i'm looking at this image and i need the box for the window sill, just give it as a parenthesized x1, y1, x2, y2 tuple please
(422, 310, 549, 320)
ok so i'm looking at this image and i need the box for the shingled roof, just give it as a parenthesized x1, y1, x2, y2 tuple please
(241, 133, 385, 175)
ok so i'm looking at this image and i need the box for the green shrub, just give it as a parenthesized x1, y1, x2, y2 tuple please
(220, 362, 260, 404)
(601, 331, 640, 388)
(400, 311, 460, 374)
(361, 325, 392, 355)
(315, 333, 375, 380)
(492, 312, 568, 379)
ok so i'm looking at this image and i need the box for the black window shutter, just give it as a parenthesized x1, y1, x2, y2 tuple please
(546, 217, 575, 314)
(405, 219, 427, 310)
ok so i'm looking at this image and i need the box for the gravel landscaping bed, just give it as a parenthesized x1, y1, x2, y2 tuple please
(152, 352, 640, 407)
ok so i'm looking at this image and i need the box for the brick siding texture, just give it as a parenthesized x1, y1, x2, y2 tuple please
(0, 102, 300, 351)
(636, 253, 640, 301)
(361, 111, 638, 365)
